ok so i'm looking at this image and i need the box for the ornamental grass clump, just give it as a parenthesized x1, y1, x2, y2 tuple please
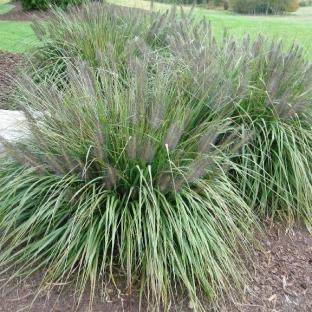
(0, 55, 255, 311)
(30, 2, 178, 80)
(166, 18, 312, 229)
(237, 38, 312, 229)
(31, 2, 143, 79)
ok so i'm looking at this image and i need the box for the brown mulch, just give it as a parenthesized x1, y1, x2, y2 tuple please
(0, 224, 310, 312)
(0, 52, 25, 109)
(0, 1, 48, 21)
(0, 1, 142, 21)
(235, 223, 312, 312)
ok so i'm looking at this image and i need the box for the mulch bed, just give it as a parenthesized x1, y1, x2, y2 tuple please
(0, 52, 25, 109)
(238, 223, 312, 312)
(0, 0, 45, 112)
(0, 1, 48, 21)
(0, 1, 144, 21)
(0, 223, 310, 311)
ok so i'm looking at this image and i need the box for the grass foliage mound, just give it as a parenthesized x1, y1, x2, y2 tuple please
(0, 57, 254, 310)
(31, 3, 177, 79)
(166, 22, 312, 228)
(0, 2, 312, 311)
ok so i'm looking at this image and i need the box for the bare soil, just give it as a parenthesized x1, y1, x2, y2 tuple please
(235, 223, 312, 312)
(0, 52, 25, 109)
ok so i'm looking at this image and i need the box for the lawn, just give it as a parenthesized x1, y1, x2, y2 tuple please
(0, 21, 37, 52)
(0, 0, 37, 52)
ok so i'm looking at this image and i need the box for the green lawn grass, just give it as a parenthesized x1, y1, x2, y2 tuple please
(0, 20, 37, 52)
(0, 0, 37, 52)
(109, 0, 312, 57)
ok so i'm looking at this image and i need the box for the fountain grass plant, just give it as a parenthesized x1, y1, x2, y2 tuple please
(237, 40, 312, 229)
(0, 55, 255, 311)
(30, 2, 180, 80)
(167, 20, 312, 229)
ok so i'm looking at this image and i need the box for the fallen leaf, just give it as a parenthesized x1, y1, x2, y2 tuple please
(268, 294, 277, 302)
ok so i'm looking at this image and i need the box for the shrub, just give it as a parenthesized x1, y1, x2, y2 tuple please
(21, 0, 83, 10)
(213, 0, 223, 5)
(300, 0, 312, 6)
(154, 0, 228, 6)
(155, 0, 206, 4)
(230, 0, 299, 14)
(287, 0, 299, 11)
(213, 0, 230, 8)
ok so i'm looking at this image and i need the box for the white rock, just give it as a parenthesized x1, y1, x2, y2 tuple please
(0, 109, 28, 153)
